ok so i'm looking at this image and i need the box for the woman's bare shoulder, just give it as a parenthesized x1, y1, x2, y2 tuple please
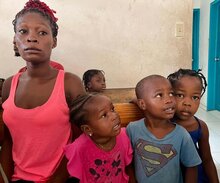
(64, 72, 86, 102)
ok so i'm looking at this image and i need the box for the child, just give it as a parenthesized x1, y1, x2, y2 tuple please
(64, 93, 133, 183)
(168, 69, 219, 183)
(82, 69, 106, 93)
(126, 75, 202, 183)
(0, 0, 85, 182)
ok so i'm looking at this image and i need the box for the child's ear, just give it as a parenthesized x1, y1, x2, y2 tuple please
(81, 124, 93, 136)
(137, 99, 146, 110)
(87, 82, 92, 89)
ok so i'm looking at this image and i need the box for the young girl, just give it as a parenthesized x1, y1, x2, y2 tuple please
(168, 69, 219, 183)
(64, 94, 133, 183)
(0, 0, 85, 182)
(82, 69, 106, 93)
(126, 75, 201, 183)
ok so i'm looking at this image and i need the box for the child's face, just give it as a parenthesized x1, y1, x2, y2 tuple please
(85, 95, 121, 138)
(87, 73, 106, 92)
(138, 77, 175, 120)
(14, 12, 56, 63)
(173, 76, 202, 121)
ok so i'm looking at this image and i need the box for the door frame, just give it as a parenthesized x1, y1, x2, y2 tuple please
(207, 0, 220, 110)
(192, 9, 200, 71)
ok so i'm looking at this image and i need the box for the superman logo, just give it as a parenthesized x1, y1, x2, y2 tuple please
(136, 139, 177, 176)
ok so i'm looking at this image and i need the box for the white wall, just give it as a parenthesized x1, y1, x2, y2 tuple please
(193, 0, 200, 8)
(0, 0, 193, 88)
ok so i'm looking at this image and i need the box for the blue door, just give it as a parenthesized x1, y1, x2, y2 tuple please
(208, 0, 220, 111)
(192, 9, 200, 71)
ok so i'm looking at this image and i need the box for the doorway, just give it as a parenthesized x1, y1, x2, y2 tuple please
(208, 0, 220, 111)
(192, 9, 200, 71)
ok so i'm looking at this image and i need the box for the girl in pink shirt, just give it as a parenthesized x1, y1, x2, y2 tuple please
(65, 94, 133, 183)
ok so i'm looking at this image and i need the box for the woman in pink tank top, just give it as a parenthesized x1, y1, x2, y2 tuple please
(0, 1, 85, 182)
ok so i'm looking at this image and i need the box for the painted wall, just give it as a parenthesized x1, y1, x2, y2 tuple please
(0, 0, 193, 88)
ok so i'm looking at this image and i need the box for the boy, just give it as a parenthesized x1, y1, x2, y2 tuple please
(126, 75, 201, 183)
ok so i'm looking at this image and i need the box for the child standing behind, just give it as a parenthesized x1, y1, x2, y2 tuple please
(64, 94, 133, 183)
(82, 69, 106, 93)
(126, 75, 201, 183)
(168, 69, 219, 183)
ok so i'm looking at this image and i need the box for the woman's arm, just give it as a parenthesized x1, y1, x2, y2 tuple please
(64, 72, 85, 141)
(47, 156, 69, 183)
(48, 72, 86, 182)
(0, 125, 13, 182)
(0, 77, 14, 182)
(198, 120, 219, 183)
(64, 72, 86, 106)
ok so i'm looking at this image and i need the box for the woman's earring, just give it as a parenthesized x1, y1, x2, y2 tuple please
(89, 133, 92, 137)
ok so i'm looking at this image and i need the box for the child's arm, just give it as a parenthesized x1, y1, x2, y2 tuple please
(126, 162, 137, 183)
(0, 125, 13, 182)
(198, 120, 219, 183)
(185, 166, 198, 183)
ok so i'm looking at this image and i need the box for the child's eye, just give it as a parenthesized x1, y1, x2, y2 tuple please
(176, 94, 184, 98)
(155, 93, 162, 98)
(101, 113, 107, 118)
(169, 92, 174, 97)
(96, 79, 102, 83)
(192, 96, 200, 101)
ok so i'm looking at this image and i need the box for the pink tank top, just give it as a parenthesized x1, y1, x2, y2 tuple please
(2, 70, 71, 182)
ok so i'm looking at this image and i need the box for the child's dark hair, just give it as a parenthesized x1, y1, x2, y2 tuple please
(82, 69, 105, 89)
(167, 69, 207, 97)
(13, 0, 58, 57)
(69, 94, 97, 128)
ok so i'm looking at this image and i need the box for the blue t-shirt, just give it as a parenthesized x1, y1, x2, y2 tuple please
(126, 118, 202, 183)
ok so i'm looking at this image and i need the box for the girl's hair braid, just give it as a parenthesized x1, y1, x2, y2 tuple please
(82, 69, 105, 90)
(167, 68, 207, 97)
(69, 94, 97, 128)
(12, 0, 58, 38)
